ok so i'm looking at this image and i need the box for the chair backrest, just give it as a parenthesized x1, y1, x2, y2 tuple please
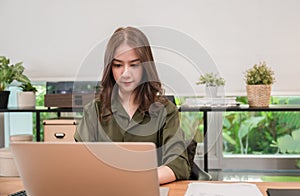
(165, 95, 176, 105)
(185, 139, 212, 180)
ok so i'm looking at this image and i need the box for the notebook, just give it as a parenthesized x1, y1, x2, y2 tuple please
(11, 142, 166, 196)
(185, 182, 263, 196)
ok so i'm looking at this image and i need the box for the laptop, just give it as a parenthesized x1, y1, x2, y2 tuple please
(11, 142, 167, 196)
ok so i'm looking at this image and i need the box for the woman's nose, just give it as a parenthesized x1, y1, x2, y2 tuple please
(121, 65, 130, 77)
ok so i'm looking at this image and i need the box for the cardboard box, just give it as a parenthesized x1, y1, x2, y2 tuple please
(43, 119, 79, 142)
(10, 134, 33, 142)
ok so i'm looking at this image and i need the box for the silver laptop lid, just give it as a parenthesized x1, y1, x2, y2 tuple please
(11, 142, 160, 196)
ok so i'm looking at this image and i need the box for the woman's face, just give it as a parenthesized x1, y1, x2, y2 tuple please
(112, 44, 143, 95)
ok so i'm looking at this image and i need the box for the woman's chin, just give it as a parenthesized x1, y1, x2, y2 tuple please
(119, 86, 136, 94)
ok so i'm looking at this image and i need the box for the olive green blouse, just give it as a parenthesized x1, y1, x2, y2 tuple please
(74, 98, 191, 180)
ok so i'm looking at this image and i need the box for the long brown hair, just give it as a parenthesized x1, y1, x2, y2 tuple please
(99, 27, 166, 119)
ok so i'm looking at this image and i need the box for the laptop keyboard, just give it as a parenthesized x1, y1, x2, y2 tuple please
(9, 190, 27, 196)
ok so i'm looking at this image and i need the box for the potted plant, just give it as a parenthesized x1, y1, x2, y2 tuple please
(244, 61, 275, 107)
(0, 56, 30, 108)
(17, 82, 37, 108)
(196, 72, 225, 97)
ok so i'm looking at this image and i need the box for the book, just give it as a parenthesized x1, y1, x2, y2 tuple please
(183, 97, 239, 107)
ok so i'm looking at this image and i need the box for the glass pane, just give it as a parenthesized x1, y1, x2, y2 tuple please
(176, 96, 204, 142)
(222, 96, 300, 155)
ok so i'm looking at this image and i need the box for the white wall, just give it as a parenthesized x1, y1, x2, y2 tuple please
(1, 0, 300, 96)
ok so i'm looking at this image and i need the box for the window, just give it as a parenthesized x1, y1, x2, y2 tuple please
(178, 96, 300, 171)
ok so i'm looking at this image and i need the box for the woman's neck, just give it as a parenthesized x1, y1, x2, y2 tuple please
(118, 91, 139, 119)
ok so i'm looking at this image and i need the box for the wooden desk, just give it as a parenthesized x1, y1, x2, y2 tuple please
(0, 177, 23, 196)
(1, 177, 300, 196)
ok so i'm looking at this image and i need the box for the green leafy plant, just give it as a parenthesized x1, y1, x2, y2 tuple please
(297, 160, 300, 168)
(272, 129, 300, 154)
(19, 82, 37, 93)
(196, 72, 225, 87)
(222, 96, 300, 155)
(244, 61, 275, 85)
(0, 56, 30, 91)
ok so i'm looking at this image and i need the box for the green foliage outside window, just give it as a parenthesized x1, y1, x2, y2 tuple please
(223, 96, 300, 155)
(272, 129, 300, 154)
(32, 83, 56, 141)
(178, 96, 300, 155)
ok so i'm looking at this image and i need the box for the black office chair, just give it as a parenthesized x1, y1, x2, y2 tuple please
(165, 95, 212, 180)
(186, 139, 212, 180)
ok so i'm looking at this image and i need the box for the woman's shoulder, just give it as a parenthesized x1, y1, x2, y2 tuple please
(165, 99, 178, 114)
(83, 99, 98, 108)
(83, 99, 101, 114)
(155, 95, 178, 114)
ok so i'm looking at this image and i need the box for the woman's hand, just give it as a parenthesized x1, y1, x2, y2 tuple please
(157, 165, 176, 184)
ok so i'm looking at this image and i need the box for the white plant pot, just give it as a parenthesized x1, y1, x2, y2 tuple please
(17, 92, 36, 108)
(205, 86, 218, 98)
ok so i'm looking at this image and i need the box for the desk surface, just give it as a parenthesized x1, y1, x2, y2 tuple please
(0, 177, 23, 196)
(1, 177, 300, 196)
(0, 106, 82, 113)
(2, 104, 300, 112)
(179, 104, 300, 112)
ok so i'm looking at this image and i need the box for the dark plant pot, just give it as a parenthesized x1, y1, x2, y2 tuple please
(0, 91, 10, 109)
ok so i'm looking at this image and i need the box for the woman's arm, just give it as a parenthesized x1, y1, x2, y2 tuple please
(157, 100, 191, 183)
(74, 100, 99, 142)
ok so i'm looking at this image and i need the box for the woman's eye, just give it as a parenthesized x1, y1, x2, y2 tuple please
(131, 63, 140, 67)
(113, 63, 122, 67)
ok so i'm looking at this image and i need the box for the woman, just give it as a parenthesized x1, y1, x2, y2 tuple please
(74, 27, 190, 184)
